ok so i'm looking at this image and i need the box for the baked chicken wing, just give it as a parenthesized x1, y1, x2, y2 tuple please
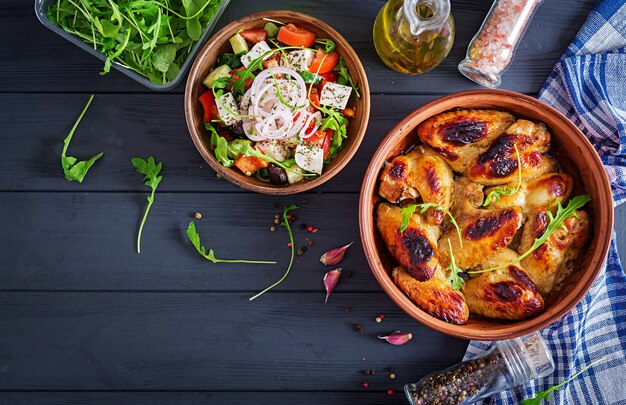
(519, 208, 591, 295)
(463, 248, 544, 320)
(438, 200, 523, 270)
(393, 266, 469, 325)
(376, 203, 441, 281)
(467, 119, 558, 186)
(417, 109, 516, 173)
(486, 173, 573, 216)
(379, 146, 454, 224)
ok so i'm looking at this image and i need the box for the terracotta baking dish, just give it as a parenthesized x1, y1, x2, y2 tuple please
(359, 90, 613, 340)
(185, 10, 370, 195)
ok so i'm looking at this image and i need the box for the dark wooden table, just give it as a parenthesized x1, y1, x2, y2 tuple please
(2, 0, 622, 403)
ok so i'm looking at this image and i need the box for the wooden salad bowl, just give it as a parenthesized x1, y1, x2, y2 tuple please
(185, 10, 370, 195)
(359, 90, 613, 340)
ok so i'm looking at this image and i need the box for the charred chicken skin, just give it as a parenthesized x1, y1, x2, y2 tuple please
(417, 109, 516, 173)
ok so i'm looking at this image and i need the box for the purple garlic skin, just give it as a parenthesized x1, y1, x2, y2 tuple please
(320, 242, 354, 265)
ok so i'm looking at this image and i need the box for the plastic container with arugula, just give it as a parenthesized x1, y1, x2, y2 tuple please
(196, 19, 362, 185)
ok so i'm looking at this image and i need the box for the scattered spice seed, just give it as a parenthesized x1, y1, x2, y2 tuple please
(344, 306, 352, 313)
(379, 314, 385, 319)
(270, 226, 276, 232)
(274, 214, 280, 219)
(361, 382, 369, 389)
(274, 218, 280, 224)
(194, 212, 202, 219)
(299, 223, 307, 229)
(390, 373, 396, 379)
(387, 389, 394, 396)
(362, 369, 376, 375)
(301, 198, 308, 205)
(296, 247, 307, 256)
(355, 323, 365, 334)
(287, 242, 292, 248)
(345, 271, 353, 278)
(307, 239, 315, 246)
(376, 317, 382, 323)
(273, 202, 279, 208)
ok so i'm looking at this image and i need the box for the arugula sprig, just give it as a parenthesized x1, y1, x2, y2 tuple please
(187, 221, 277, 264)
(60, 94, 104, 183)
(315, 38, 336, 53)
(249, 204, 299, 301)
(521, 357, 606, 405)
(468, 195, 592, 275)
(399, 203, 462, 247)
(483, 144, 522, 206)
(131, 156, 163, 254)
(445, 239, 464, 290)
(334, 56, 360, 98)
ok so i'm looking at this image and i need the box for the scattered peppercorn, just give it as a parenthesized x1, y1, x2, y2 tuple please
(273, 203, 280, 208)
(194, 212, 202, 219)
(287, 242, 292, 248)
(301, 198, 308, 205)
(362, 369, 376, 375)
(379, 314, 385, 319)
(216, 173, 222, 179)
(274, 218, 280, 224)
(274, 214, 280, 219)
(361, 382, 369, 389)
(297, 246, 307, 256)
(375, 317, 382, 323)
(307, 239, 315, 246)
(345, 271, 353, 278)
(287, 213, 296, 222)
(270, 226, 276, 232)
(390, 373, 396, 379)
(299, 223, 307, 229)
(344, 306, 352, 313)
(354, 324, 365, 334)
(387, 389, 394, 396)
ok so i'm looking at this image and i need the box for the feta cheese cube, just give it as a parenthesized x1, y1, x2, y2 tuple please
(240, 41, 272, 68)
(216, 92, 241, 126)
(295, 144, 324, 175)
(320, 82, 352, 110)
(283, 49, 315, 71)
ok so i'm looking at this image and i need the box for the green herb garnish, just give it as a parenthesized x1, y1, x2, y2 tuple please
(187, 221, 277, 264)
(399, 203, 462, 247)
(298, 71, 323, 84)
(315, 38, 336, 53)
(469, 195, 592, 275)
(334, 56, 360, 98)
(49, 0, 225, 85)
(249, 204, 299, 301)
(445, 239, 464, 291)
(217, 52, 243, 69)
(131, 156, 163, 254)
(483, 144, 522, 206)
(521, 357, 606, 405)
(60, 94, 104, 183)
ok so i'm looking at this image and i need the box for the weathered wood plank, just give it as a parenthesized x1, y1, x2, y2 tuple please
(0, 292, 468, 390)
(0, 0, 593, 94)
(0, 192, 375, 291)
(0, 94, 437, 193)
(0, 392, 407, 405)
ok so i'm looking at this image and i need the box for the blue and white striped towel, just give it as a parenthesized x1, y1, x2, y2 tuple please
(465, 1, 626, 403)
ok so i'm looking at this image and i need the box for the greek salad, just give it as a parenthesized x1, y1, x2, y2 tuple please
(198, 20, 360, 185)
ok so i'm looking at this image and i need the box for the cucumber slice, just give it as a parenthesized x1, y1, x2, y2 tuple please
(229, 33, 249, 55)
(203, 64, 232, 88)
(287, 165, 306, 184)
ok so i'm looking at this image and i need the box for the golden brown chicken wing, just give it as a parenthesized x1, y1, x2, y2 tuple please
(466, 120, 558, 186)
(463, 249, 544, 320)
(379, 146, 454, 224)
(438, 201, 523, 270)
(417, 109, 516, 173)
(519, 208, 591, 296)
(486, 173, 573, 216)
(376, 203, 441, 281)
(393, 266, 469, 325)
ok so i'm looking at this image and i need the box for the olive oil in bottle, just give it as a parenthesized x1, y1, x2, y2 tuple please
(373, 0, 455, 74)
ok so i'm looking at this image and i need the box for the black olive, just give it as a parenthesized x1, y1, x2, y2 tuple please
(267, 163, 288, 185)
(227, 122, 245, 138)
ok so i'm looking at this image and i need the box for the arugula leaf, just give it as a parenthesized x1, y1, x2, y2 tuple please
(60, 94, 104, 183)
(333, 56, 360, 98)
(298, 71, 323, 84)
(249, 204, 298, 301)
(315, 38, 336, 53)
(469, 195, 592, 275)
(205, 122, 234, 167)
(445, 239, 464, 290)
(187, 221, 277, 264)
(131, 156, 163, 254)
(521, 357, 606, 405)
(399, 203, 462, 247)
(483, 144, 522, 206)
(152, 44, 177, 73)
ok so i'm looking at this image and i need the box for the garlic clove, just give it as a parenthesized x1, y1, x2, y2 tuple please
(378, 331, 413, 345)
(320, 242, 354, 266)
(323, 268, 342, 303)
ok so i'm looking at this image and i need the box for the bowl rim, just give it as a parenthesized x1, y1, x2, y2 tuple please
(359, 89, 614, 340)
(184, 10, 370, 195)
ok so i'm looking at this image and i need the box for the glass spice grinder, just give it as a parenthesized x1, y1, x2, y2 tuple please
(404, 332, 554, 404)
(373, 0, 455, 74)
(458, 0, 544, 87)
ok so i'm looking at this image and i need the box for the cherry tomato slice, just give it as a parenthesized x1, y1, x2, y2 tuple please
(198, 91, 219, 122)
(305, 129, 333, 160)
(309, 50, 339, 74)
(240, 29, 267, 44)
(277, 23, 316, 47)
